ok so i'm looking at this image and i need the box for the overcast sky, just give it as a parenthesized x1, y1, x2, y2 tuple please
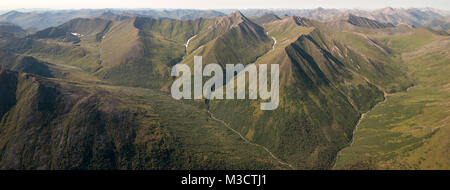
(1, 0, 449, 10)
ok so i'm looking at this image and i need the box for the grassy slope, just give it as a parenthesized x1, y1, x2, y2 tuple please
(321, 20, 414, 93)
(334, 32, 450, 170)
(378, 28, 447, 52)
(103, 85, 289, 169)
(0, 69, 287, 169)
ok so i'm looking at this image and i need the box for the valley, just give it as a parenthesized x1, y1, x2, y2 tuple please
(334, 36, 450, 170)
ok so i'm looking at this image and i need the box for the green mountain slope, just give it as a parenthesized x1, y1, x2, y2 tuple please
(0, 69, 288, 169)
(206, 16, 412, 169)
(334, 35, 450, 170)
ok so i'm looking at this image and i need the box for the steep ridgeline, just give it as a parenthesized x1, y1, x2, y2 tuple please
(0, 69, 288, 169)
(208, 16, 411, 169)
(318, 14, 414, 93)
(164, 11, 273, 90)
(176, 15, 306, 86)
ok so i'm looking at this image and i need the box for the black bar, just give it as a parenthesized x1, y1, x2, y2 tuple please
(0, 170, 447, 189)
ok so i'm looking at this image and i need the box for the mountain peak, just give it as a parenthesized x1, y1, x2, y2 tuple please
(380, 7, 396, 14)
(213, 11, 255, 29)
(226, 11, 248, 22)
(230, 10, 245, 18)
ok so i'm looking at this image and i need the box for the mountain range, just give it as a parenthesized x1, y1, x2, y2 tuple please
(0, 8, 448, 169)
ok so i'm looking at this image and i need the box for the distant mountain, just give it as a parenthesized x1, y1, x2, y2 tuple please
(0, 22, 26, 35)
(1, 8, 447, 32)
(0, 22, 27, 47)
(423, 16, 450, 32)
(0, 9, 226, 31)
(232, 7, 449, 27)
(117, 9, 226, 20)
(97, 11, 132, 21)
(347, 7, 447, 27)
(238, 8, 342, 20)
(323, 13, 395, 30)
(344, 14, 395, 29)
(0, 10, 106, 30)
(250, 13, 281, 25)
(31, 17, 112, 42)
(177, 10, 226, 20)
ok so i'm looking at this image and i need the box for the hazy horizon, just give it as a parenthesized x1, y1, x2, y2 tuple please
(1, 0, 449, 11)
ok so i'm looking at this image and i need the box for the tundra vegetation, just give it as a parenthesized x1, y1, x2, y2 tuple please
(0, 8, 448, 169)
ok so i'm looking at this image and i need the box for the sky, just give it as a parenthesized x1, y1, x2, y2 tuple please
(1, 0, 449, 10)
